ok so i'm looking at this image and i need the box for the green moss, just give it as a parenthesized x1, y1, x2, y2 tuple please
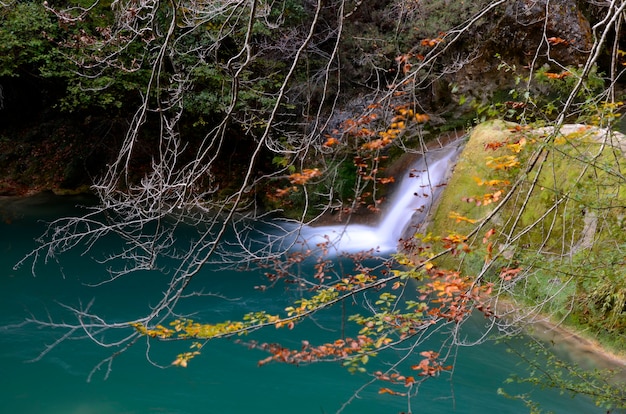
(427, 120, 517, 238)
(423, 120, 626, 352)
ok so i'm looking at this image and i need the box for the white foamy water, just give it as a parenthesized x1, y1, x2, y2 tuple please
(297, 141, 464, 253)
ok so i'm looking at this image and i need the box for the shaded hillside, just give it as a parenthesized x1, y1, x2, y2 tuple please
(0, 0, 615, 201)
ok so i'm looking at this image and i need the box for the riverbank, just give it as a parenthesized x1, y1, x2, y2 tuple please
(492, 280, 626, 372)
(529, 315, 626, 373)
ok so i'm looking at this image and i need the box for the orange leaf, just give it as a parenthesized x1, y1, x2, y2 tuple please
(484, 141, 505, 151)
(547, 36, 568, 46)
(499, 267, 522, 281)
(544, 71, 571, 80)
(274, 187, 292, 198)
(323, 137, 339, 147)
(288, 168, 321, 185)
(420, 37, 442, 47)
(473, 177, 511, 187)
(361, 139, 387, 150)
(482, 228, 496, 244)
(420, 350, 438, 358)
(484, 242, 494, 262)
(378, 177, 395, 184)
(414, 113, 430, 123)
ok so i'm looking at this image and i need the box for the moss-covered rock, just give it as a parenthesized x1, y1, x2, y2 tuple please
(421, 120, 626, 351)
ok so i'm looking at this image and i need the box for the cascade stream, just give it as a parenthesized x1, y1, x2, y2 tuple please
(298, 140, 465, 253)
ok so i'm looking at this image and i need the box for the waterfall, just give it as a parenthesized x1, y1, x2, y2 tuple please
(297, 140, 465, 253)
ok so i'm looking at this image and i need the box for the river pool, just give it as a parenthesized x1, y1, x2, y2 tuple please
(0, 194, 608, 414)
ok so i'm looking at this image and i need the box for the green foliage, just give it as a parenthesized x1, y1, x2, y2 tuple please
(59, 72, 149, 111)
(497, 387, 551, 414)
(570, 245, 626, 340)
(429, 120, 626, 250)
(0, 3, 59, 77)
(404, 0, 494, 41)
(472, 57, 609, 125)
(513, 127, 625, 253)
(503, 339, 626, 411)
(0, 1, 151, 112)
(332, 158, 359, 201)
(534, 64, 605, 104)
(184, 64, 230, 115)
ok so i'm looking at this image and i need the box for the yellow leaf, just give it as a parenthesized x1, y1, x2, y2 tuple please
(448, 211, 477, 224)
(485, 155, 519, 170)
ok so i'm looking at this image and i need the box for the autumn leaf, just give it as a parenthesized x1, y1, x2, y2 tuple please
(411, 351, 450, 376)
(506, 137, 527, 153)
(482, 228, 496, 244)
(172, 357, 188, 368)
(323, 136, 339, 147)
(420, 350, 438, 358)
(484, 141, 505, 151)
(473, 177, 511, 187)
(485, 155, 519, 170)
(288, 168, 321, 185)
(395, 53, 410, 64)
(377, 177, 395, 184)
(172, 351, 200, 368)
(481, 190, 503, 205)
(499, 267, 522, 281)
(378, 387, 406, 396)
(362, 139, 387, 150)
(509, 125, 526, 132)
(485, 242, 494, 262)
(505, 101, 526, 109)
(544, 71, 571, 80)
(274, 187, 293, 198)
(462, 190, 503, 206)
(420, 37, 442, 47)
(547, 36, 569, 46)
(442, 233, 467, 245)
(396, 107, 414, 117)
(448, 211, 477, 224)
(414, 113, 430, 123)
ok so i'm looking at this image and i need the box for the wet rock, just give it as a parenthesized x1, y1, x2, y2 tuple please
(495, 0, 592, 66)
(441, 0, 593, 108)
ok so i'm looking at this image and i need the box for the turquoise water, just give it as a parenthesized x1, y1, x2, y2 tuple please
(0, 195, 605, 413)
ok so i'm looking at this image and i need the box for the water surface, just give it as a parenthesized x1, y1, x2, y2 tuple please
(0, 194, 604, 413)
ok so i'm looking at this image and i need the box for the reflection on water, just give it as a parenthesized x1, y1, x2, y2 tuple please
(0, 195, 607, 413)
